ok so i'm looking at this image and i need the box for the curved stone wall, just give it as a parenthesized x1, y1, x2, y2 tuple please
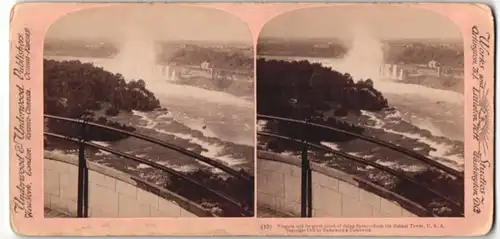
(44, 151, 214, 218)
(257, 151, 425, 217)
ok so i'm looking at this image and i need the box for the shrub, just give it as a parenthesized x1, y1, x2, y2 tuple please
(105, 107, 120, 116)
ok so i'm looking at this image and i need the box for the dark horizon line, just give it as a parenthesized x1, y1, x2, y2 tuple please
(258, 36, 464, 44)
(44, 38, 253, 46)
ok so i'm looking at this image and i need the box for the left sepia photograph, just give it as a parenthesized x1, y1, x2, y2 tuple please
(43, 4, 255, 218)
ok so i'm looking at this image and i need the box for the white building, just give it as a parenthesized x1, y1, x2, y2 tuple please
(200, 61, 211, 70)
(428, 60, 440, 68)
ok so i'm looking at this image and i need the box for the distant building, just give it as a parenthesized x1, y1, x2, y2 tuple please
(428, 60, 440, 68)
(201, 61, 211, 70)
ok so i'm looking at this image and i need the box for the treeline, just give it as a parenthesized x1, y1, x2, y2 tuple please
(44, 41, 118, 58)
(44, 59, 161, 142)
(258, 40, 463, 69)
(385, 43, 464, 68)
(257, 59, 388, 143)
(257, 41, 347, 58)
(158, 46, 253, 71)
(257, 59, 388, 116)
(175, 75, 254, 98)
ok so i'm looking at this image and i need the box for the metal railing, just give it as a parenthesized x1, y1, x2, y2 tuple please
(44, 114, 254, 217)
(257, 114, 464, 217)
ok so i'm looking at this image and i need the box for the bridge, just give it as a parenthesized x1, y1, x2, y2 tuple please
(43, 114, 254, 218)
(256, 114, 464, 218)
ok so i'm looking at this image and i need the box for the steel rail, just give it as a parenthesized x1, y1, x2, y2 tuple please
(45, 114, 252, 182)
(257, 114, 463, 179)
(257, 131, 463, 213)
(45, 131, 252, 216)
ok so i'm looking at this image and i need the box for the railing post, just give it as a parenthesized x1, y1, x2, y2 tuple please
(306, 150, 312, 218)
(77, 119, 89, 218)
(303, 119, 312, 218)
(300, 142, 307, 218)
(300, 118, 313, 218)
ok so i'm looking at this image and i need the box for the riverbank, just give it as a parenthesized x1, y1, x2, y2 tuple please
(259, 55, 464, 95)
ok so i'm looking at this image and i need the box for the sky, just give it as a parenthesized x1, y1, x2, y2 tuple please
(259, 5, 463, 41)
(46, 4, 252, 44)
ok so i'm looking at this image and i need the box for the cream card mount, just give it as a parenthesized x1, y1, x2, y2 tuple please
(9, 2, 494, 236)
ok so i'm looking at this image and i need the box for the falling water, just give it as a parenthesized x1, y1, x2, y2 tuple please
(321, 26, 386, 82)
(113, 39, 162, 81)
(314, 26, 464, 143)
(104, 38, 252, 107)
(317, 27, 464, 104)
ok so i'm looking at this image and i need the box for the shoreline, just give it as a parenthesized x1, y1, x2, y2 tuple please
(44, 55, 255, 107)
(258, 54, 465, 94)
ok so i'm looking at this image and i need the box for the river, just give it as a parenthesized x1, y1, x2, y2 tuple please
(45, 55, 255, 185)
(259, 54, 464, 174)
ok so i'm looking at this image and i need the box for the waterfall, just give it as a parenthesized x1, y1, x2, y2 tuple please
(321, 26, 386, 82)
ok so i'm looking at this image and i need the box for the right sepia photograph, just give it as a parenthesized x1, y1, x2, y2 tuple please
(256, 6, 464, 218)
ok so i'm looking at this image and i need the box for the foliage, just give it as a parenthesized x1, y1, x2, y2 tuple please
(159, 46, 253, 71)
(44, 59, 161, 115)
(385, 43, 464, 68)
(44, 40, 118, 58)
(44, 59, 161, 141)
(257, 59, 388, 118)
(105, 107, 120, 116)
(257, 59, 389, 143)
(257, 40, 347, 58)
